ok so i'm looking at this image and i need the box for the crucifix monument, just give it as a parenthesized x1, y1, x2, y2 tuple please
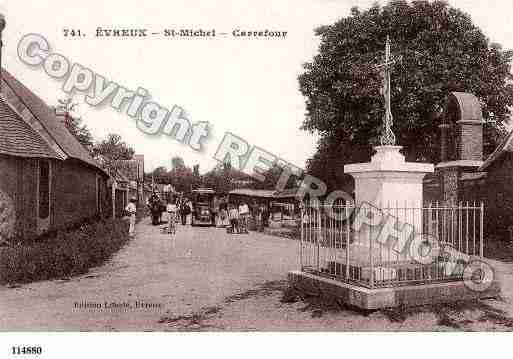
(344, 36, 434, 229)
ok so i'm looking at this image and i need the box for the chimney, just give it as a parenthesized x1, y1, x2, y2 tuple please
(54, 106, 69, 126)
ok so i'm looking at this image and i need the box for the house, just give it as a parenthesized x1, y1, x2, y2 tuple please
(112, 156, 145, 203)
(0, 69, 109, 241)
(471, 132, 513, 239)
(106, 167, 130, 219)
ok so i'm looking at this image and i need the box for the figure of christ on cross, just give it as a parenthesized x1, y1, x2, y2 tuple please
(376, 36, 401, 146)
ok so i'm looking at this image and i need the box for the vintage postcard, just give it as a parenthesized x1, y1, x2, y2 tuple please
(0, 0, 512, 357)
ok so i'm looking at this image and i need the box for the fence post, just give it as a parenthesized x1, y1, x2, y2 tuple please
(345, 205, 350, 280)
(112, 180, 117, 219)
(369, 204, 374, 288)
(480, 201, 484, 258)
(317, 205, 321, 271)
(300, 206, 304, 270)
(465, 201, 469, 255)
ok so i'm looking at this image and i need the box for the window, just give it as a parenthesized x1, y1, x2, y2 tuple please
(39, 160, 50, 219)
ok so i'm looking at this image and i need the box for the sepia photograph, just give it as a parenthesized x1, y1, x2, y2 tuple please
(0, 0, 512, 357)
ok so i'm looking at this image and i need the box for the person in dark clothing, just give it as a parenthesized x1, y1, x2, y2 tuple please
(261, 205, 270, 228)
(180, 199, 190, 225)
(148, 192, 162, 225)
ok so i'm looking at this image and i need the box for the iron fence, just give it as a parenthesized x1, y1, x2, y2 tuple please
(299, 202, 484, 288)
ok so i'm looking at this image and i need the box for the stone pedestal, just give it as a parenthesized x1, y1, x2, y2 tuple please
(344, 146, 434, 232)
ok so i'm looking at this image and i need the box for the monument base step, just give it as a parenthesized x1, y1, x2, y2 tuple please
(287, 270, 501, 310)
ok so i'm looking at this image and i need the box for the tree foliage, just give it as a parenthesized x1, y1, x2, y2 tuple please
(92, 134, 135, 166)
(171, 156, 186, 170)
(202, 162, 258, 194)
(146, 157, 201, 194)
(64, 115, 94, 152)
(299, 0, 513, 181)
(252, 164, 298, 190)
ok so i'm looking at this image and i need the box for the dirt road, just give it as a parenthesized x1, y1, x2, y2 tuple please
(1, 217, 513, 331)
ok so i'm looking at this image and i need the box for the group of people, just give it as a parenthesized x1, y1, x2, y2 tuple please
(136, 192, 273, 236)
(147, 192, 194, 227)
(221, 199, 271, 234)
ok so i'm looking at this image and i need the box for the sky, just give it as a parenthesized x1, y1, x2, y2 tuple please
(0, 0, 511, 173)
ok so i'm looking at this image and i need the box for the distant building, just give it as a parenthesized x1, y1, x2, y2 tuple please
(0, 69, 109, 241)
(112, 155, 145, 203)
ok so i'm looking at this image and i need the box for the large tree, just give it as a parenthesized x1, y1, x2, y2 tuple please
(64, 115, 94, 151)
(299, 0, 513, 184)
(56, 98, 94, 152)
(252, 164, 299, 191)
(92, 134, 135, 168)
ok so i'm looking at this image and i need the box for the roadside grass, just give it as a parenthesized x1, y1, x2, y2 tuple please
(0, 218, 130, 285)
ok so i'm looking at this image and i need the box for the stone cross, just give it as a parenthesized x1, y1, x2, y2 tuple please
(376, 36, 400, 146)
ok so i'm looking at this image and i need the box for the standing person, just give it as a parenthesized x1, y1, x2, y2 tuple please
(238, 201, 250, 234)
(125, 197, 137, 237)
(250, 200, 259, 231)
(180, 198, 190, 225)
(219, 196, 228, 227)
(228, 204, 239, 234)
(211, 195, 219, 227)
(148, 192, 162, 225)
(261, 204, 270, 228)
(166, 197, 178, 235)
(256, 204, 265, 232)
(187, 198, 194, 225)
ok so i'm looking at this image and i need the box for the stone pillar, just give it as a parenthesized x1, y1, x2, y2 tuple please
(457, 119, 483, 161)
(439, 123, 450, 162)
(112, 180, 117, 219)
(345, 146, 434, 231)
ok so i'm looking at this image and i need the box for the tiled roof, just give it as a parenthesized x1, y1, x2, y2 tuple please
(0, 97, 60, 159)
(274, 187, 299, 199)
(1, 69, 102, 169)
(479, 130, 513, 171)
(229, 189, 276, 198)
(229, 188, 299, 199)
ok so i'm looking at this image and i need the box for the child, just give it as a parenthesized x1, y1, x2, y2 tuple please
(125, 197, 137, 237)
(228, 204, 239, 234)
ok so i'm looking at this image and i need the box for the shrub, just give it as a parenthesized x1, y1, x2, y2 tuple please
(0, 218, 129, 285)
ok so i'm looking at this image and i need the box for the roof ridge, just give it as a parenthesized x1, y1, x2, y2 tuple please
(1, 69, 67, 155)
(1, 68, 104, 172)
(0, 96, 61, 159)
(479, 130, 513, 171)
